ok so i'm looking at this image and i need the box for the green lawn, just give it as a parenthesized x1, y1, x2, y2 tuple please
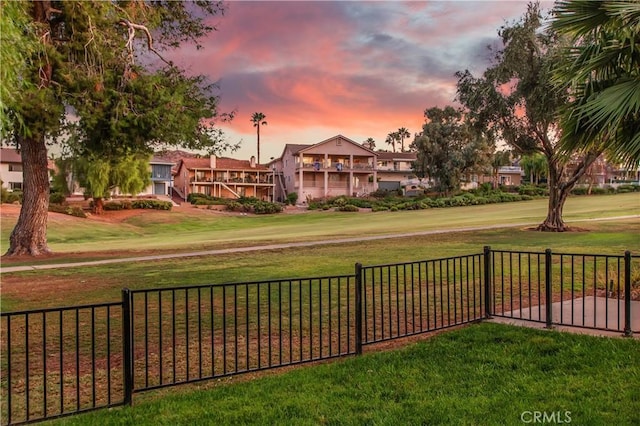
(2, 196, 639, 425)
(49, 322, 640, 426)
(1, 193, 638, 256)
(2, 217, 639, 312)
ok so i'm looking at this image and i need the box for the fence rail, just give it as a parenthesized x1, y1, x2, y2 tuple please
(1, 248, 637, 425)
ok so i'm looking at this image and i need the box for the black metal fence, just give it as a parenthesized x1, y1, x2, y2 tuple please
(1, 249, 637, 425)
(0, 303, 125, 425)
(486, 248, 638, 335)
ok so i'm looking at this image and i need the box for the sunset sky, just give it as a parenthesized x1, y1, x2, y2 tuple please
(175, 1, 553, 162)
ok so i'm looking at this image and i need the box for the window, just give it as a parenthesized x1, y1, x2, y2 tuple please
(336, 139, 342, 146)
(9, 182, 22, 191)
(9, 164, 22, 172)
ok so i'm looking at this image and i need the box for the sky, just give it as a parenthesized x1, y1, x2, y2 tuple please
(172, 0, 552, 162)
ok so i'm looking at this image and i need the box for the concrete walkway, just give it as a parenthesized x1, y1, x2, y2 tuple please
(2, 215, 639, 274)
(490, 296, 640, 338)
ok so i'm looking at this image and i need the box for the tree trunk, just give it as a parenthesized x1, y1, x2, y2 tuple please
(93, 197, 105, 215)
(5, 135, 51, 256)
(257, 126, 261, 165)
(536, 157, 570, 231)
(535, 151, 600, 232)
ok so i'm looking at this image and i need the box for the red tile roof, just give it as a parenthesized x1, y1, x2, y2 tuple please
(181, 156, 269, 171)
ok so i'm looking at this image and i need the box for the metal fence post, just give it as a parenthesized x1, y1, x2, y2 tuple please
(122, 288, 134, 406)
(483, 246, 492, 319)
(545, 249, 553, 329)
(624, 251, 633, 337)
(355, 263, 363, 355)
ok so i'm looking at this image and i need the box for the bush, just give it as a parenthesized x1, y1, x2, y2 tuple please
(2, 189, 22, 204)
(616, 184, 639, 193)
(337, 204, 359, 212)
(131, 199, 172, 210)
(286, 192, 298, 205)
(49, 192, 66, 204)
(518, 185, 547, 197)
(48, 204, 87, 218)
(253, 201, 283, 214)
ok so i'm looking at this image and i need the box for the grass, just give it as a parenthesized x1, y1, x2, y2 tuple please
(2, 219, 639, 312)
(1, 193, 638, 257)
(2, 198, 639, 425)
(48, 322, 640, 425)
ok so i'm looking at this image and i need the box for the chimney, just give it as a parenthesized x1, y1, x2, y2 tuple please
(250, 155, 256, 168)
(210, 154, 217, 169)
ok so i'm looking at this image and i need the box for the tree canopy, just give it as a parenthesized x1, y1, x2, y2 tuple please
(3, 1, 229, 256)
(552, 0, 640, 164)
(456, 2, 603, 231)
(412, 106, 493, 195)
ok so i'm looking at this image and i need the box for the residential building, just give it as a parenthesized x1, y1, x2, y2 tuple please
(0, 148, 55, 192)
(147, 157, 174, 196)
(376, 151, 417, 190)
(173, 155, 274, 201)
(270, 135, 377, 203)
(463, 166, 524, 190)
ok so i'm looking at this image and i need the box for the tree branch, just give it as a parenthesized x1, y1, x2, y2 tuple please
(118, 19, 172, 67)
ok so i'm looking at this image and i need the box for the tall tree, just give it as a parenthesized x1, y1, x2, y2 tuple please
(2, 1, 226, 256)
(412, 106, 493, 196)
(552, 0, 640, 164)
(385, 132, 398, 153)
(362, 137, 376, 151)
(251, 112, 267, 164)
(456, 2, 602, 232)
(397, 127, 410, 152)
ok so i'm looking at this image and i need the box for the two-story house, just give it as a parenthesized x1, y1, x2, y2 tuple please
(173, 155, 274, 201)
(270, 135, 377, 203)
(376, 152, 418, 191)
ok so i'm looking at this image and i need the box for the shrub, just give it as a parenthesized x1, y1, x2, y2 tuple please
(616, 184, 639, 193)
(131, 199, 172, 210)
(103, 201, 124, 211)
(226, 201, 251, 212)
(253, 201, 283, 214)
(48, 204, 87, 218)
(2, 190, 22, 204)
(49, 192, 66, 204)
(571, 187, 589, 195)
(336, 204, 359, 212)
(518, 184, 547, 197)
(286, 192, 298, 205)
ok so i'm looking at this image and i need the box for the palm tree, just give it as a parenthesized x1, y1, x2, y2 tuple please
(552, 1, 640, 164)
(520, 153, 547, 185)
(385, 132, 398, 153)
(250, 112, 267, 164)
(490, 150, 511, 188)
(397, 127, 410, 152)
(362, 137, 376, 150)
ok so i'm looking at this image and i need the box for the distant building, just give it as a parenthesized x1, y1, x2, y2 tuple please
(269, 135, 377, 203)
(376, 151, 417, 191)
(0, 148, 55, 192)
(173, 155, 274, 201)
